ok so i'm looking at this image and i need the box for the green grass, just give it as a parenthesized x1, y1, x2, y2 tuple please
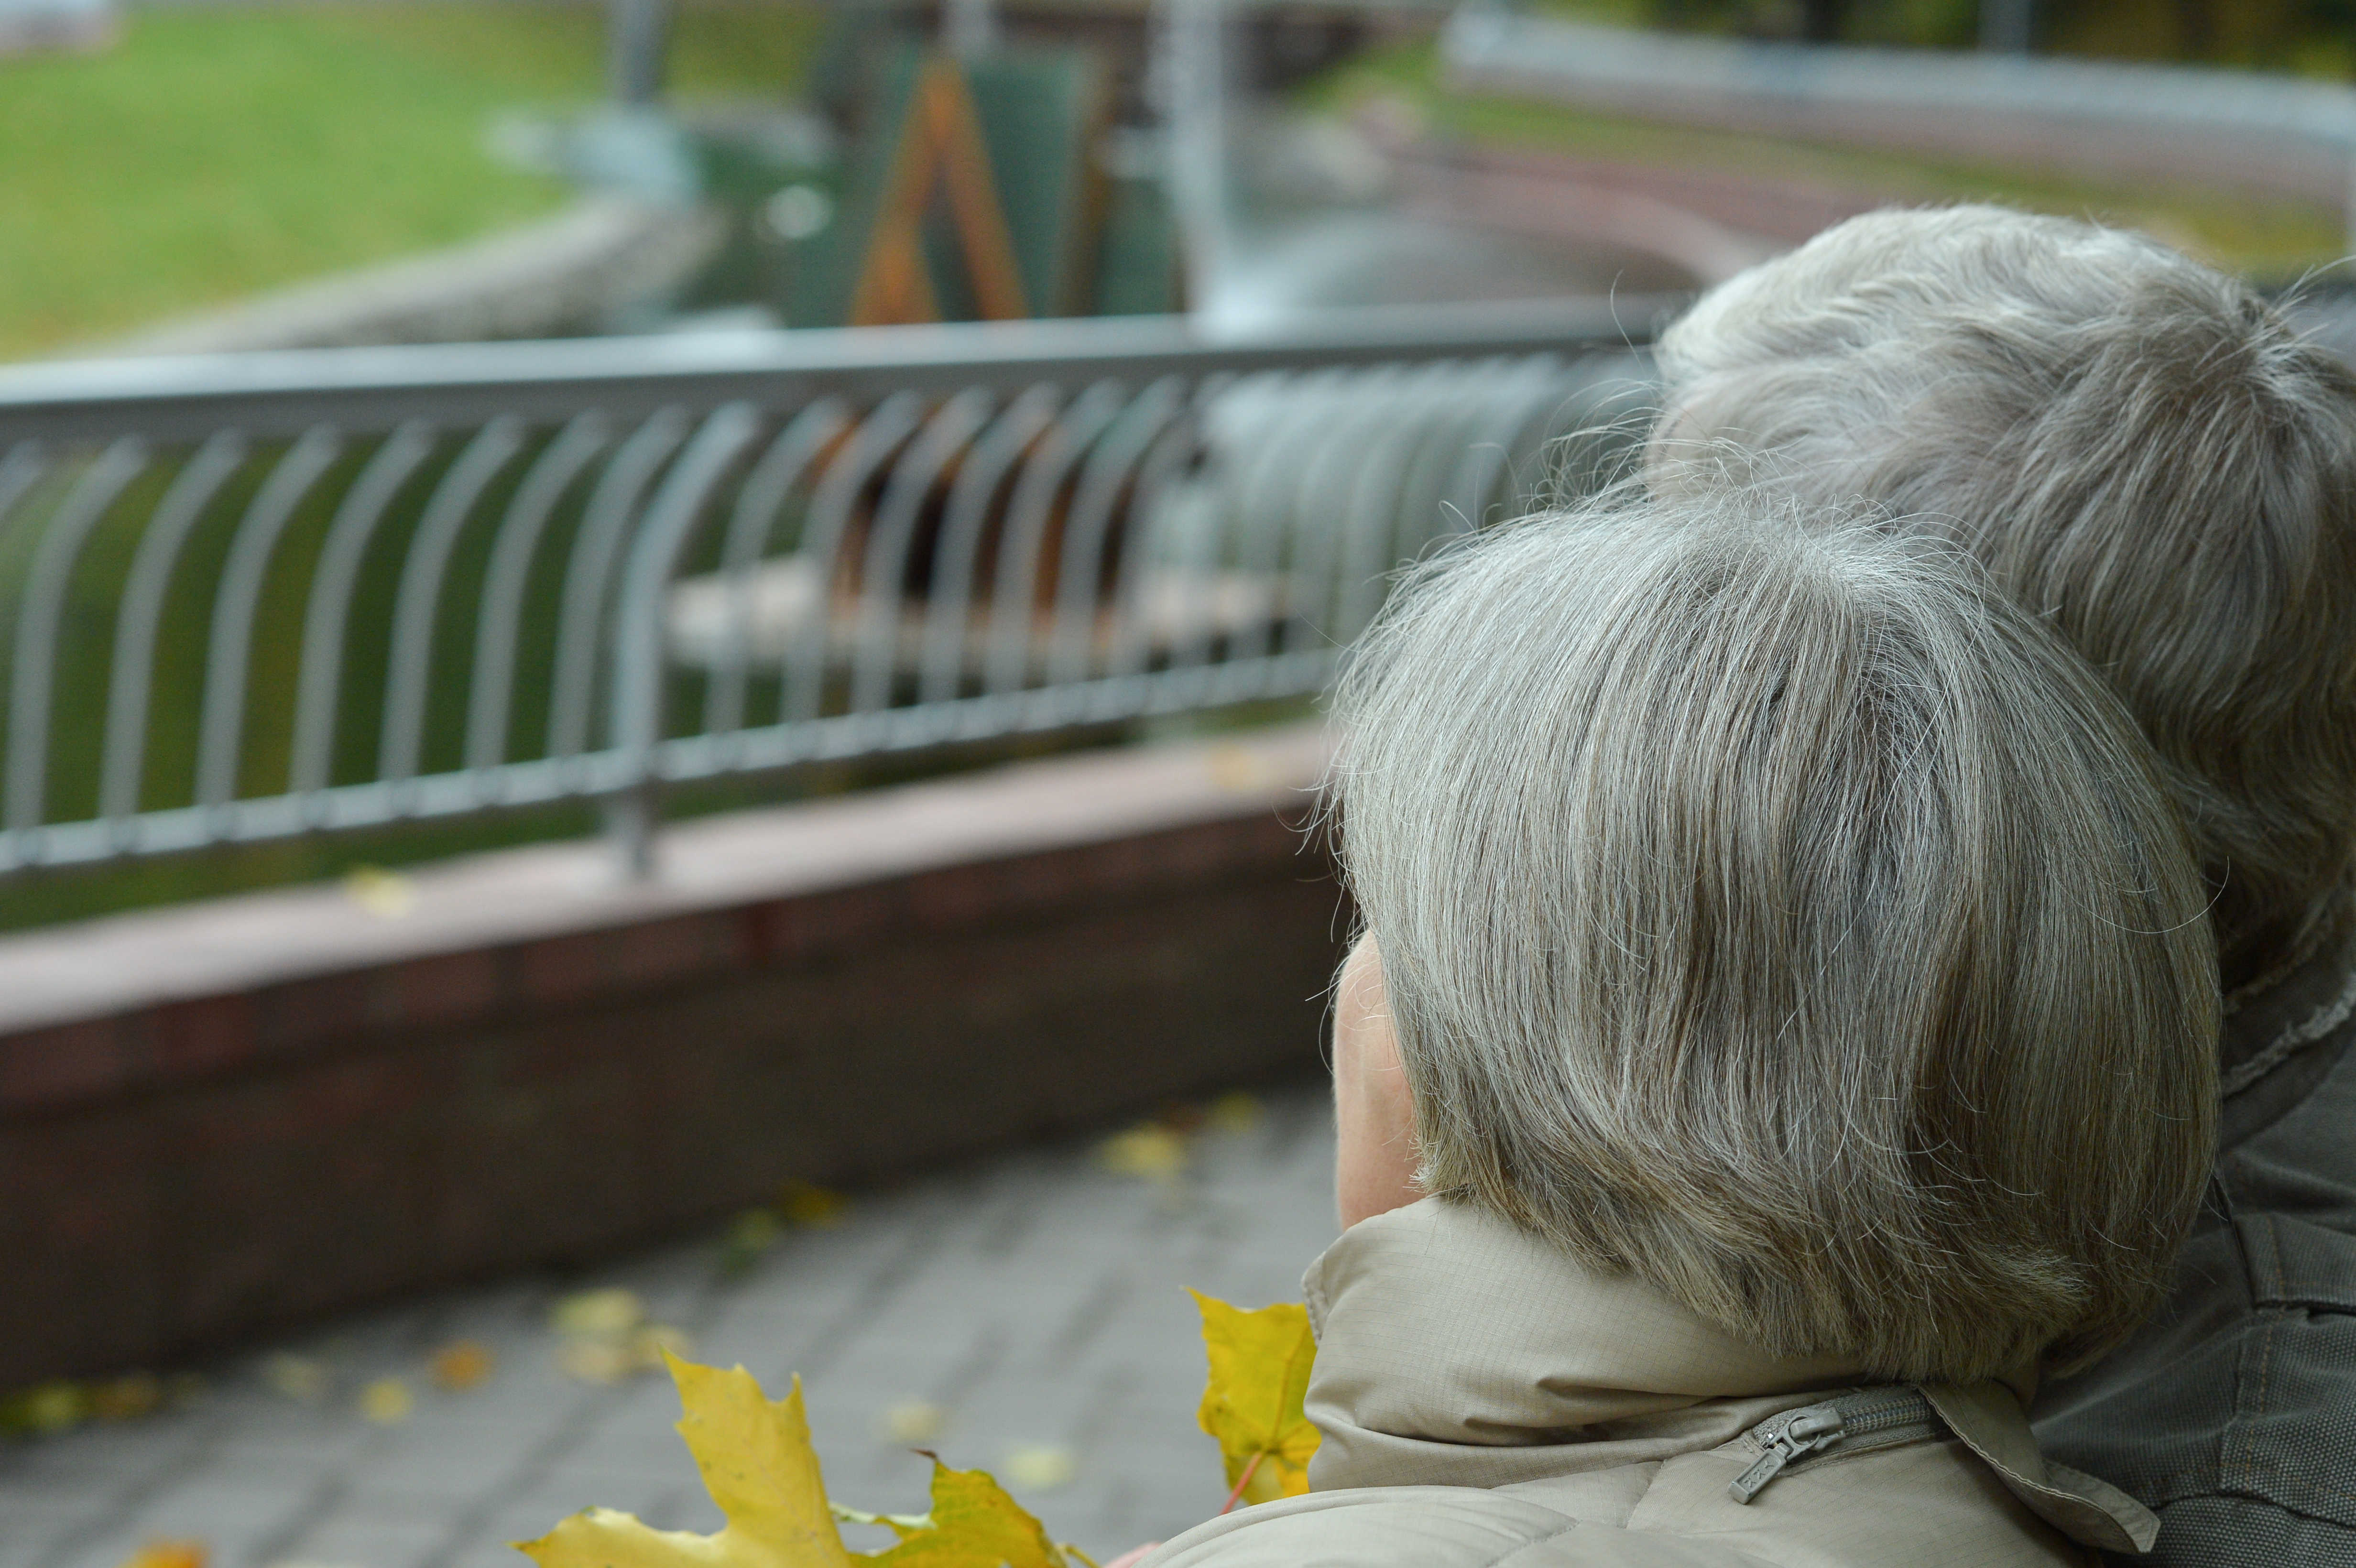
(0, 1, 825, 359)
(1309, 38, 2349, 282)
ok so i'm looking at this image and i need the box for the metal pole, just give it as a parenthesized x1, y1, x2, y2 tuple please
(944, 0, 998, 61)
(1163, 0, 1233, 322)
(610, 0, 672, 105)
(1979, 0, 2034, 53)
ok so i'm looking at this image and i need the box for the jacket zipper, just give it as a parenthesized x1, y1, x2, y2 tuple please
(1727, 1386, 1945, 1504)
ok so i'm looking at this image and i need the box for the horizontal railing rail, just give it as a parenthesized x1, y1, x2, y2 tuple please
(0, 301, 1669, 879)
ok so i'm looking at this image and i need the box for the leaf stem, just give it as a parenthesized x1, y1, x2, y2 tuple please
(828, 1501, 932, 1531)
(1219, 1450, 1268, 1515)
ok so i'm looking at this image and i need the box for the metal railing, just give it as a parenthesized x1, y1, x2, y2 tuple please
(0, 300, 1667, 878)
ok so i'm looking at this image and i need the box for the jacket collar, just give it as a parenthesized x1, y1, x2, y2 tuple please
(1299, 1196, 2157, 1554)
(2220, 883, 2356, 1099)
(1300, 1196, 1869, 1493)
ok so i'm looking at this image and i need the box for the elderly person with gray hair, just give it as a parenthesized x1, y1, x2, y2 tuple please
(1142, 489, 2214, 1568)
(1653, 206, 2356, 1568)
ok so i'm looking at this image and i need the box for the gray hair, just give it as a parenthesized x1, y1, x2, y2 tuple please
(1655, 204, 2356, 991)
(1328, 489, 2218, 1382)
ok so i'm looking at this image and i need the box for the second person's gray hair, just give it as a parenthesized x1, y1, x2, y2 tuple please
(1653, 204, 2356, 991)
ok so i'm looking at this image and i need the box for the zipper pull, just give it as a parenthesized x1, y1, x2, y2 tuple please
(1728, 1406, 1845, 1504)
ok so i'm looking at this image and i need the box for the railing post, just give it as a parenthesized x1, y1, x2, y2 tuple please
(609, 0, 671, 105)
(603, 785, 659, 882)
(604, 402, 763, 883)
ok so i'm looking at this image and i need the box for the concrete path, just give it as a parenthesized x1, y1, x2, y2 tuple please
(3, 1086, 1339, 1568)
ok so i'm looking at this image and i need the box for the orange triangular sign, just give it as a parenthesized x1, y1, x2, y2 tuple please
(849, 55, 1030, 326)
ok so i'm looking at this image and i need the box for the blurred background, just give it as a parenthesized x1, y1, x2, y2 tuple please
(2, 0, 2352, 1564)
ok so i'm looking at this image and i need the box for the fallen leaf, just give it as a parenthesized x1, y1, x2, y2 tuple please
(719, 1209, 786, 1276)
(996, 1446, 1075, 1494)
(1208, 1093, 1261, 1135)
(0, 1380, 86, 1435)
(431, 1341, 496, 1392)
(263, 1354, 329, 1404)
(1100, 1126, 1188, 1182)
(633, 1325, 696, 1372)
(342, 865, 417, 918)
(879, 1400, 945, 1444)
(779, 1181, 847, 1228)
(558, 1338, 637, 1385)
(553, 1287, 645, 1339)
(1205, 745, 1279, 793)
(554, 1289, 669, 1383)
(91, 1373, 163, 1421)
(871, 1462, 1065, 1566)
(1191, 1292, 1319, 1506)
(512, 1356, 1086, 1568)
(360, 1378, 413, 1425)
(515, 1351, 853, 1568)
(115, 1544, 205, 1568)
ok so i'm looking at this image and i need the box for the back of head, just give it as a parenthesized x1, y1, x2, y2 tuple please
(1656, 206, 2356, 988)
(1330, 490, 2218, 1382)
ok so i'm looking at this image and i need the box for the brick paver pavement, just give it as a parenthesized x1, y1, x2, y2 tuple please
(4, 1086, 1340, 1568)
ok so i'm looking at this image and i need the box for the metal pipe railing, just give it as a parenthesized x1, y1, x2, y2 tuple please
(0, 303, 1669, 879)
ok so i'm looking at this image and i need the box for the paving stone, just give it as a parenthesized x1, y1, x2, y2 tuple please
(9, 1084, 1339, 1568)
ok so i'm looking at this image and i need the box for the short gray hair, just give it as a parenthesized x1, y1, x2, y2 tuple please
(1329, 489, 2218, 1383)
(1655, 204, 2356, 990)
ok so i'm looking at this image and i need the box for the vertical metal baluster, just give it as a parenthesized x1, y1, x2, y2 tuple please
(1490, 360, 1582, 519)
(702, 400, 849, 740)
(378, 417, 527, 789)
(604, 402, 762, 877)
(917, 385, 1060, 709)
(100, 432, 250, 830)
(463, 413, 611, 776)
(1047, 377, 1186, 693)
(1440, 358, 1549, 536)
(4, 437, 149, 836)
(1225, 369, 1344, 666)
(1331, 382, 1442, 646)
(1156, 370, 1239, 683)
(1387, 364, 1492, 561)
(0, 444, 49, 537)
(289, 423, 438, 800)
(1104, 405, 1201, 685)
(849, 389, 994, 719)
(784, 392, 925, 729)
(548, 408, 690, 762)
(982, 381, 1125, 699)
(196, 427, 344, 816)
(1278, 368, 1402, 658)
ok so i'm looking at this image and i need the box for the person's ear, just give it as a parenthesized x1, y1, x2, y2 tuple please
(1333, 936, 1421, 1229)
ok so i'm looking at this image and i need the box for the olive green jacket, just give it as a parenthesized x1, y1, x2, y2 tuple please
(1146, 1198, 2155, 1568)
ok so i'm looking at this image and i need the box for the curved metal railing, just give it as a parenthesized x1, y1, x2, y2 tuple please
(0, 302, 1666, 875)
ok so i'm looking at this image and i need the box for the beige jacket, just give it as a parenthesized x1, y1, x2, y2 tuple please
(1147, 1198, 2159, 1568)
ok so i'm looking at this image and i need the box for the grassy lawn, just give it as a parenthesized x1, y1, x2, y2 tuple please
(1306, 38, 2349, 283)
(0, 1, 825, 359)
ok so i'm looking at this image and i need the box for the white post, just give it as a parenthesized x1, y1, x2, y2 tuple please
(1162, 0, 1233, 323)
(944, 0, 998, 61)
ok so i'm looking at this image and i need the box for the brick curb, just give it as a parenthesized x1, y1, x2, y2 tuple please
(0, 724, 1344, 1386)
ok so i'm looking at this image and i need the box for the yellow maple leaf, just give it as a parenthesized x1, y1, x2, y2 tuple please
(865, 1462, 1069, 1568)
(514, 1353, 1087, 1568)
(1190, 1291, 1319, 1507)
(515, 1351, 853, 1568)
(116, 1545, 205, 1568)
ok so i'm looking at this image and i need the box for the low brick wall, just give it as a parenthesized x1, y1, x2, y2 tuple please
(0, 725, 1342, 1389)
